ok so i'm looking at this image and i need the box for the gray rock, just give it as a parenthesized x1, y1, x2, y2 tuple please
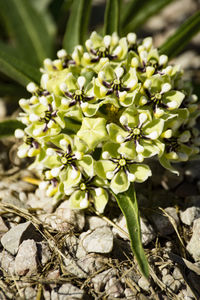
(187, 218, 200, 261)
(138, 276, 150, 292)
(0, 250, 15, 274)
(105, 276, 124, 298)
(14, 239, 38, 276)
(112, 214, 155, 245)
(24, 286, 37, 300)
(81, 226, 113, 253)
(124, 288, 137, 298)
(180, 207, 200, 226)
(87, 216, 108, 229)
(51, 283, 84, 300)
(1, 221, 42, 255)
(92, 268, 117, 292)
(37, 241, 51, 265)
(162, 274, 174, 287)
(0, 216, 8, 238)
(56, 201, 85, 232)
(150, 207, 179, 236)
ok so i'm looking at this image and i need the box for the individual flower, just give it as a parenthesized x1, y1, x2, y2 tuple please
(95, 142, 151, 194)
(107, 107, 165, 161)
(14, 129, 40, 158)
(64, 176, 108, 213)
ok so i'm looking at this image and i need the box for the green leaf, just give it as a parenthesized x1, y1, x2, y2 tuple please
(63, 0, 92, 53)
(159, 11, 200, 59)
(122, 0, 174, 34)
(0, 120, 25, 138)
(104, 0, 120, 35)
(121, 0, 148, 27)
(112, 184, 149, 277)
(0, 0, 54, 66)
(0, 82, 28, 98)
(0, 46, 41, 86)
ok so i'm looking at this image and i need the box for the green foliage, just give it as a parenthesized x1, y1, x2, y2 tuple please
(112, 184, 149, 277)
(104, 0, 120, 35)
(0, 120, 25, 137)
(159, 11, 200, 58)
(63, 0, 92, 53)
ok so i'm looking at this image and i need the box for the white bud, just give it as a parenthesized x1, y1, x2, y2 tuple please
(106, 171, 114, 180)
(139, 96, 148, 105)
(39, 181, 49, 190)
(159, 55, 168, 66)
(166, 151, 178, 160)
(83, 52, 90, 61)
(146, 66, 155, 77)
(120, 115, 128, 125)
(80, 102, 88, 109)
(178, 152, 188, 161)
(164, 66, 173, 75)
(127, 79, 137, 90)
(113, 45, 122, 56)
(33, 127, 43, 136)
(118, 91, 127, 102)
(46, 186, 56, 197)
(143, 79, 152, 89)
(48, 120, 55, 128)
(30, 96, 38, 104)
(131, 57, 139, 68)
(140, 50, 148, 62)
(64, 187, 74, 195)
(136, 154, 144, 162)
(161, 83, 171, 94)
(57, 49, 67, 58)
(61, 98, 70, 106)
(155, 107, 164, 118)
(112, 32, 119, 44)
(116, 135, 125, 143)
(139, 113, 147, 125)
(143, 37, 152, 50)
(85, 39, 93, 49)
(115, 67, 124, 79)
(71, 169, 79, 179)
(167, 101, 177, 109)
(60, 139, 68, 147)
(77, 76, 86, 89)
(98, 71, 105, 81)
(46, 148, 55, 156)
(27, 82, 37, 93)
(41, 74, 49, 89)
(51, 167, 61, 177)
(17, 147, 28, 158)
(104, 35, 111, 47)
(100, 86, 107, 96)
(39, 96, 48, 106)
(146, 131, 158, 140)
(127, 172, 135, 182)
(95, 187, 103, 197)
(44, 58, 52, 66)
(15, 129, 25, 139)
(28, 148, 37, 157)
(136, 142, 144, 153)
(178, 131, 191, 143)
(19, 98, 27, 107)
(29, 113, 40, 122)
(127, 32, 136, 44)
(80, 197, 89, 209)
(102, 151, 111, 159)
(191, 94, 198, 103)
(74, 151, 83, 160)
(161, 129, 172, 139)
(60, 82, 68, 92)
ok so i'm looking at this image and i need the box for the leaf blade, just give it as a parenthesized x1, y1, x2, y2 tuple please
(104, 0, 120, 35)
(159, 11, 200, 58)
(63, 0, 92, 53)
(112, 184, 149, 278)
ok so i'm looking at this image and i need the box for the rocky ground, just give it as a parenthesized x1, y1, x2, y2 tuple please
(1, 0, 200, 299)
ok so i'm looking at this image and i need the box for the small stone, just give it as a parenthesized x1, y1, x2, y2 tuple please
(14, 239, 38, 276)
(161, 268, 169, 276)
(112, 214, 155, 245)
(81, 226, 113, 253)
(1, 221, 42, 255)
(24, 286, 37, 300)
(105, 276, 124, 298)
(37, 241, 51, 265)
(162, 274, 174, 287)
(87, 216, 108, 229)
(0, 251, 15, 274)
(56, 201, 85, 231)
(57, 283, 84, 299)
(173, 267, 182, 280)
(150, 207, 179, 236)
(0, 216, 8, 238)
(180, 207, 200, 225)
(27, 189, 54, 213)
(170, 280, 182, 292)
(187, 218, 200, 261)
(92, 269, 117, 292)
(138, 276, 150, 291)
(124, 288, 137, 298)
(47, 269, 60, 280)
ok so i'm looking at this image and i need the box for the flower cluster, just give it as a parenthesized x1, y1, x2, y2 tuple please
(16, 32, 200, 213)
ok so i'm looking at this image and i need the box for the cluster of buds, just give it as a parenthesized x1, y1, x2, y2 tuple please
(15, 31, 200, 213)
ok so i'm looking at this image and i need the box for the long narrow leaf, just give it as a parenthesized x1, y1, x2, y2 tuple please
(121, 0, 148, 27)
(0, 46, 41, 86)
(104, 0, 120, 35)
(0, 120, 25, 138)
(122, 0, 174, 34)
(63, 0, 92, 53)
(112, 184, 149, 278)
(159, 11, 200, 59)
(0, 83, 28, 98)
(0, 0, 54, 66)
